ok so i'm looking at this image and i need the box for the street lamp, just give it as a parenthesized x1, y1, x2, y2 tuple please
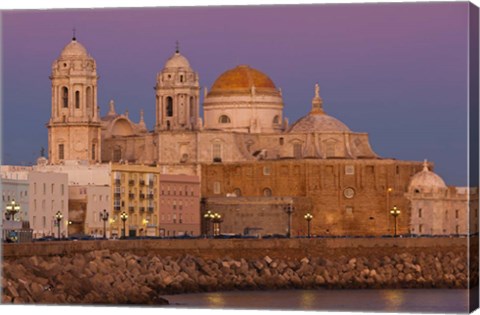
(120, 211, 128, 238)
(283, 202, 295, 238)
(390, 205, 401, 237)
(5, 200, 20, 221)
(100, 209, 109, 239)
(203, 210, 213, 237)
(211, 213, 223, 237)
(55, 211, 63, 239)
(304, 213, 313, 238)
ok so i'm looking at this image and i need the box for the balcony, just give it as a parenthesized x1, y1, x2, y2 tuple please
(129, 193, 135, 199)
(129, 180, 135, 186)
(140, 180, 145, 186)
(148, 181, 154, 187)
(114, 179, 121, 186)
(140, 207, 145, 212)
(114, 192, 121, 198)
(147, 206, 154, 213)
(140, 193, 146, 199)
(114, 206, 121, 211)
(128, 206, 135, 212)
(147, 193, 154, 199)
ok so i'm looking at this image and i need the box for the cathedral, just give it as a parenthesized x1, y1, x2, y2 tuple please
(47, 36, 473, 237)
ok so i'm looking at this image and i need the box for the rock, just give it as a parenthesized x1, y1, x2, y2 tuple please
(264, 256, 273, 265)
(300, 257, 309, 264)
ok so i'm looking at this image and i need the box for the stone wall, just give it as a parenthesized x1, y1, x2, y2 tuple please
(2, 237, 477, 305)
(201, 159, 425, 236)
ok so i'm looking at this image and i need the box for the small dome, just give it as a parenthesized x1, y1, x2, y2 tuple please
(60, 39, 89, 58)
(409, 161, 447, 190)
(164, 52, 191, 69)
(208, 65, 279, 96)
(289, 113, 351, 133)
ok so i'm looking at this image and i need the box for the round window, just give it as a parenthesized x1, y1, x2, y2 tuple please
(344, 187, 355, 199)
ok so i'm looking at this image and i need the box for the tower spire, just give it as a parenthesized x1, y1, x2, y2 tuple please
(175, 40, 180, 53)
(72, 27, 76, 41)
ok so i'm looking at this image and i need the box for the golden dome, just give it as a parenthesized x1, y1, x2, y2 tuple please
(208, 65, 279, 96)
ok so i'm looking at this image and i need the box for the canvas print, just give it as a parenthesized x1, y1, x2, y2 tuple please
(1, 1, 479, 313)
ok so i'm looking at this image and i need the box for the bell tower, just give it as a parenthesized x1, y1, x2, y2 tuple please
(155, 44, 200, 131)
(47, 35, 101, 164)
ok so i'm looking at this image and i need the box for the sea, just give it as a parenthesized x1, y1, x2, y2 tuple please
(162, 289, 476, 313)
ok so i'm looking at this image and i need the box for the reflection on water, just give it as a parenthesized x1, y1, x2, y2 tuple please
(206, 293, 226, 308)
(163, 289, 469, 313)
(381, 290, 404, 312)
(300, 290, 316, 309)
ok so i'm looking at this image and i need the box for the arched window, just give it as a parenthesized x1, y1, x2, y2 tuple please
(263, 188, 272, 197)
(86, 87, 92, 109)
(212, 143, 222, 162)
(190, 97, 195, 119)
(62, 87, 69, 108)
(166, 97, 173, 117)
(219, 115, 231, 124)
(233, 188, 242, 197)
(58, 144, 65, 160)
(75, 91, 80, 109)
(113, 148, 122, 162)
(273, 115, 280, 124)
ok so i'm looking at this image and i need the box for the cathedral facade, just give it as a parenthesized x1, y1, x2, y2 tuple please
(47, 37, 449, 236)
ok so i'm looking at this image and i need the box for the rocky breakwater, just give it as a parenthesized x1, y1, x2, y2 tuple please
(2, 248, 471, 305)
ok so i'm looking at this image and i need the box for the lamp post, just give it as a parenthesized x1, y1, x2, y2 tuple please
(283, 202, 294, 238)
(55, 211, 63, 239)
(5, 199, 21, 221)
(120, 211, 128, 238)
(304, 213, 313, 238)
(211, 213, 223, 237)
(100, 209, 109, 239)
(390, 205, 401, 237)
(203, 210, 213, 237)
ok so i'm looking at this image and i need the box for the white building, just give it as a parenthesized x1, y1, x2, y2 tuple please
(406, 160, 477, 235)
(28, 171, 69, 238)
(1, 165, 33, 222)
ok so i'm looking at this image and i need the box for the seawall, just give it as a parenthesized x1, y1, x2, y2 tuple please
(2, 237, 477, 305)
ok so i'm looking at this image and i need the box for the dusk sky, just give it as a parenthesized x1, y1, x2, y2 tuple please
(1, 2, 472, 185)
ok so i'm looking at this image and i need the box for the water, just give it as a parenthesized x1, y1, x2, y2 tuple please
(162, 289, 473, 313)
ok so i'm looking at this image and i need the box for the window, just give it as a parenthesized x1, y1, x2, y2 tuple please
(61, 184, 64, 196)
(326, 142, 335, 157)
(113, 148, 122, 162)
(166, 97, 173, 117)
(62, 87, 68, 108)
(59, 144, 65, 160)
(75, 91, 80, 108)
(273, 115, 280, 124)
(455, 209, 459, 219)
(345, 165, 355, 175)
(279, 137, 284, 145)
(418, 208, 422, 218)
(180, 75, 184, 83)
(213, 143, 222, 162)
(456, 225, 459, 234)
(263, 167, 271, 176)
(43, 184, 46, 195)
(345, 206, 353, 215)
(51, 184, 55, 194)
(293, 143, 302, 159)
(219, 115, 231, 124)
(419, 224, 423, 234)
(34, 183, 37, 195)
(43, 216, 46, 228)
(213, 182, 221, 194)
(92, 144, 96, 160)
(263, 188, 272, 197)
(86, 87, 92, 109)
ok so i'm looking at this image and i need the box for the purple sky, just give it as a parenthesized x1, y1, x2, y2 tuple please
(1, 3, 471, 185)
